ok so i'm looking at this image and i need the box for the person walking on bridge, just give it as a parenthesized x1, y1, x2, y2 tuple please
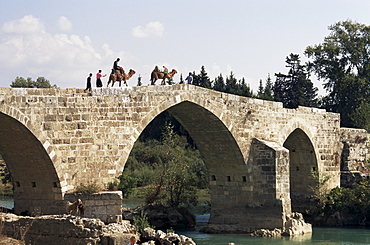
(185, 72, 193, 84)
(85, 73, 92, 92)
(96, 70, 106, 87)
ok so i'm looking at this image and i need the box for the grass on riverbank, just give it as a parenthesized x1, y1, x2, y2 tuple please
(0, 161, 13, 196)
(0, 185, 12, 196)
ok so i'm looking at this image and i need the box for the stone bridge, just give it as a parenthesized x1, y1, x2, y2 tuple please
(0, 84, 355, 231)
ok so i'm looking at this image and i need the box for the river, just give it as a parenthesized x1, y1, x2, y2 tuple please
(1, 197, 369, 244)
(121, 199, 370, 244)
(177, 213, 370, 245)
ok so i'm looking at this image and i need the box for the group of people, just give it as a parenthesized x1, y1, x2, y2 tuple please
(154, 65, 168, 74)
(153, 65, 193, 84)
(85, 58, 124, 92)
(85, 70, 107, 92)
(84, 58, 194, 92)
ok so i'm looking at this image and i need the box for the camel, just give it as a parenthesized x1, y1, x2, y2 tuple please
(150, 69, 177, 85)
(107, 69, 136, 87)
(66, 199, 82, 215)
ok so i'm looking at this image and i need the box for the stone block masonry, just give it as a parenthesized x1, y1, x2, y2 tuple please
(0, 85, 351, 232)
(340, 127, 370, 187)
(65, 191, 123, 224)
(0, 212, 137, 245)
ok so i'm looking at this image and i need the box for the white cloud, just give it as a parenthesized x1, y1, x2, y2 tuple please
(102, 43, 114, 57)
(57, 16, 72, 32)
(0, 15, 121, 88)
(131, 21, 164, 38)
(2, 15, 44, 34)
(211, 63, 222, 77)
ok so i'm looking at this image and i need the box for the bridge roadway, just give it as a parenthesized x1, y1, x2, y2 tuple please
(0, 84, 343, 232)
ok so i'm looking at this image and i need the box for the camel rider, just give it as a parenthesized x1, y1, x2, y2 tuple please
(163, 66, 168, 74)
(113, 58, 124, 75)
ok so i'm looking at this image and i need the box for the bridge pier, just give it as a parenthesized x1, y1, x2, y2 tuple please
(203, 138, 291, 233)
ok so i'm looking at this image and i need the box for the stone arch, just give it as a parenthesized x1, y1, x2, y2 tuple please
(0, 111, 62, 215)
(134, 97, 245, 172)
(278, 118, 316, 147)
(283, 128, 318, 212)
(166, 101, 245, 172)
(132, 99, 249, 226)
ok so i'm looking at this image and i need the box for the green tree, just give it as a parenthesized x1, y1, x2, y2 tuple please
(263, 74, 273, 100)
(145, 122, 198, 207)
(305, 20, 370, 128)
(310, 179, 370, 221)
(257, 79, 264, 97)
(35, 77, 57, 88)
(122, 114, 208, 205)
(349, 101, 370, 132)
(10, 77, 33, 88)
(273, 53, 318, 108)
(10, 76, 57, 88)
(273, 73, 285, 103)
(225, 72, 238, 95)
(0, 166, 11, 185)
(198, 66, 212, 89)
(117, 174, 139, 198)
(213, 74, 226, 92)
(237, 77, 252, 97)
(191, 71, 199, 86)
(133, 210, 154, 235)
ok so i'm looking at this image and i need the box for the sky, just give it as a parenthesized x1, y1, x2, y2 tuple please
(1, 0, 370, 94)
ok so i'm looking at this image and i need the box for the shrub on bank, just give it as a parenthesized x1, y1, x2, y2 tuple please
(306, 179, 370, 226)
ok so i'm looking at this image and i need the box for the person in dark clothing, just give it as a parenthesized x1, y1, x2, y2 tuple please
(78, 202, 86, 217)
(85, 73, 92, 92)
(113, 58, 124, 74)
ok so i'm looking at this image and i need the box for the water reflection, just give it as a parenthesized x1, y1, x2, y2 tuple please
(0, 196, 13, 210)
(283, 232, 312, 242)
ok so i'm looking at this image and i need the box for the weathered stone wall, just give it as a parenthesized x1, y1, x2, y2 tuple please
(1, 213, 137, 245)
(340, 127, 370, 187)
(65, 191, 123, 224)
(0, 85, 343, 231)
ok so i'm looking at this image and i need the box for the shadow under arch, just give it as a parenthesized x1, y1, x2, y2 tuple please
(166, 101, 245, 174)
(132, 98, 293, 231)
(0, 112, 62, 215)
(137, 100, 250, 228)
(283, 128, 318, 212)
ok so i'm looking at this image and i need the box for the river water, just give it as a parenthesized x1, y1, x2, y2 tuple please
(123, 199, 370, 245)
(1, 197, 369, 244)
(177, 214, 370, 245)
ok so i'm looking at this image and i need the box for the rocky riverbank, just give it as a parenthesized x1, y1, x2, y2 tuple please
(140, 227, 195, 245)
(0, 213, 137, 244)
(0, 212, 196, 245)
(200, 212, 312, 237)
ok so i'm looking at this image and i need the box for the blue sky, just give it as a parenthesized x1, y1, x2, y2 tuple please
(1, 0, 370, 94)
